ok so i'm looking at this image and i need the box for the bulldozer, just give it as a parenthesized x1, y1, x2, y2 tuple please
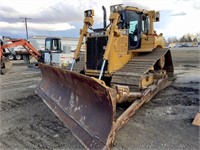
(36, 4, 174, 149)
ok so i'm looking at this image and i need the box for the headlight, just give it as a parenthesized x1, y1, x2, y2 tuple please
(88, 10, 92, 16)
(118, 5, 123, 11)
(84, 12, 87, 17)
(110, 4, 123, 13)
(84, 9, 94, 17)
(110, 6, 116, 13)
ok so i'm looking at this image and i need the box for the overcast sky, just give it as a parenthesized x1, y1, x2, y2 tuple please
(0, 0, 199, 39)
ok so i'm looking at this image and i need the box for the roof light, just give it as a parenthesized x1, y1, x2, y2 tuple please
(84, 9, 94, 17)
(110, 4, 123, 13)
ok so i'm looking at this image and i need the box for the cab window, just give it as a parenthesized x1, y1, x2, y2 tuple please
(52, 39, 59, 50)
(128, 11, 139, 34)
(141, 15, 149, 33)
(127, 10, 140, 49)
(45, 40, 51, 50)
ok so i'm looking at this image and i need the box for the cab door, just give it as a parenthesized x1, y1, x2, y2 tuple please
(127, 11, 141, 49)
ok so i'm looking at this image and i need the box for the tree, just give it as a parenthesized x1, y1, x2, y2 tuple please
(163, 37, 167, 43)
(179, 36, 187, 42)
(167, 33, 199, 43)
(187, 36, 192, 42)
(167, 36, 178, 43)
(196, 32, 200, 42)
(180, 33, 193, 42)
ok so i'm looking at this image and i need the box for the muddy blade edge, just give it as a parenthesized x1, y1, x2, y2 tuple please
(35, 63, 114, 149)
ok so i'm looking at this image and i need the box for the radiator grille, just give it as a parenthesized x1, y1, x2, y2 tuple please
(86, 36, 108, 70)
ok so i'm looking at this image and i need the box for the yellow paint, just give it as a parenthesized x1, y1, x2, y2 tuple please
(140, 75, 154, 89)
(108, 35, 131, 73)
(74, 5, 166, 86)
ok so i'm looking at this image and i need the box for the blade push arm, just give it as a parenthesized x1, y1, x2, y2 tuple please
(71, 10, 94, 71)
(0, 48, 2, 59)
(103, 13, 119, 60)
(99, 12, 120, 79)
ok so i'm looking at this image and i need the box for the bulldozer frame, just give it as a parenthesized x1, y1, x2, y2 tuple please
(36, 4, 174, 149)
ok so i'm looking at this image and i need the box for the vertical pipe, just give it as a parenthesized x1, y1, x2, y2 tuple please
(20, 17, 31, 40)
(102, 6, 107, 28)
(25, 18, 29, 40)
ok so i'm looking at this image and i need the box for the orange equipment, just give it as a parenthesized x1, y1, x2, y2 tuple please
(0, 39, 44, 62)
(0, 39, 44, 74)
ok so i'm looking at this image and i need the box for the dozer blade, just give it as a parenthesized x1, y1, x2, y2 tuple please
(0, 58, 12, 75)
(36, 63, 115, 149)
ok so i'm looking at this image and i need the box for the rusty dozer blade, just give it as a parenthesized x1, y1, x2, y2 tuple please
(0, 57, 12, 75)
(36, 63, 115, 149)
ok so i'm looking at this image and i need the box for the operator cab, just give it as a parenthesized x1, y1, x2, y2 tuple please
(116, 7, 150, 50)
(45, 37, 62, 53)
(44, 37, 62, 65)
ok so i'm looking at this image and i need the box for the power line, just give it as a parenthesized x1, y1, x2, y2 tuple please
(20, 17, 31, 40)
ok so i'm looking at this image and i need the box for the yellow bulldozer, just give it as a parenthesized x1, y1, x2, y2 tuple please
(36, 4, 174, 149)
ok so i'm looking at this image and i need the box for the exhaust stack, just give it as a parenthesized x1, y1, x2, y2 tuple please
(102, 6, 107, 28)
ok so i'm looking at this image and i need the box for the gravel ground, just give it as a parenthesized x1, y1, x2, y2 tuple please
(0, 48, 199, 149)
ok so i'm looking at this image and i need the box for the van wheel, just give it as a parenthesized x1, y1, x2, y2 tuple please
(15, 55, 22, 60)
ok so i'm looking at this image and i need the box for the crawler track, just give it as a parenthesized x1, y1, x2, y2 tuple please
(111, 48, 174, 91)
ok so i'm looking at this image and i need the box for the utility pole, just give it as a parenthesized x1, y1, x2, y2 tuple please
(20, 17, 31, 40)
